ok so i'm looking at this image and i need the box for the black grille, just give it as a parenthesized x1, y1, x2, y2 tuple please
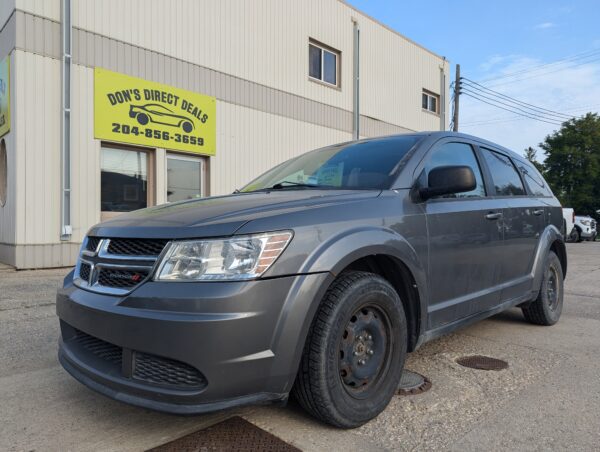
(86, 237, 101, 252)
(134, 352, 207, 388)
(107, 238, 169, 256)
(97, 268, 149, 288)
(79, 262, 91, 282)
(73, 329, 122, 367)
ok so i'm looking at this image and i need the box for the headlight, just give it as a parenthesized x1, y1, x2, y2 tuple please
(580, 219, 590, 226)
(155, 231, 293, 281)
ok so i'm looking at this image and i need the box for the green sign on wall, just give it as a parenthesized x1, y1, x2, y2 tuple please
(0, 55, 9, 138)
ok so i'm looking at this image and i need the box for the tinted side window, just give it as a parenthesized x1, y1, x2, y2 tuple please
(480, 148, 526, 196)
(425, 142, 486, 198)
(517, 161, 553, 197)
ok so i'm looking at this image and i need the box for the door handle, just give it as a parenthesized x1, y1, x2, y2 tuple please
(533, 209, 544, 216)
(485, 212, 503, 220)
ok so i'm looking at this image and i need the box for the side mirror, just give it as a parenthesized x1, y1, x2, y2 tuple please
(419, 165, 476, 200)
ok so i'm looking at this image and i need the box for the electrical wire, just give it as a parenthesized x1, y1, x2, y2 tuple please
(460, 92, 563, 126)
(460, 87, 566, 123)
(478, 48, 600, 84)
(461, 78, 573, 119)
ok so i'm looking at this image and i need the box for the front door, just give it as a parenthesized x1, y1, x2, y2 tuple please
(420, 141, 504, 329)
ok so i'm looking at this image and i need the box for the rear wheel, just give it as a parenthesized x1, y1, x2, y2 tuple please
(522, 251, 563, 326)
(292, 271, 407, 428)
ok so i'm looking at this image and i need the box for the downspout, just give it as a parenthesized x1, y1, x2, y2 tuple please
(440, 57, 446, 131)
(352, 18, 360, 140)
(60, 0, 72, 239)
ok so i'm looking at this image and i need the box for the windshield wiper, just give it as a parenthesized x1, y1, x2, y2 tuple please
(270, 181, 322, 189)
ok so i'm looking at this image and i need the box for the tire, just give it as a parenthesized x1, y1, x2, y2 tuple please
(292, 271, 407, 428)
(522, 251, 563, 326)
(571, 227, 581, 243)
(182, 121, 193, 133)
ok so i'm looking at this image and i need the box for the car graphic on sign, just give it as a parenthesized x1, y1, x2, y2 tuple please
(129, 103, 195, 133)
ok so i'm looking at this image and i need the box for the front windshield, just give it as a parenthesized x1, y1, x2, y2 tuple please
(241, 135, 422, 192)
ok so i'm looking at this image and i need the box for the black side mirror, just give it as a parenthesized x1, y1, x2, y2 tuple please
(419, 165, 476, 200)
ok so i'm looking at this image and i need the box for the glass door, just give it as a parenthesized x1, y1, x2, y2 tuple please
(166, 154, 205, 202)
(101, 146, 153, 220)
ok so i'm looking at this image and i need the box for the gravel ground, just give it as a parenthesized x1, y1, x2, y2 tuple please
(1, 243, 599, 451)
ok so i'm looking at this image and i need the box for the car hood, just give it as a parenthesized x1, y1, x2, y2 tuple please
(89, 190, 381, 239)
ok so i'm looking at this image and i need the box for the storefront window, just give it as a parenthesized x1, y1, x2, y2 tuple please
(101, 147, 148, 212)
(166, 154, 203, 202)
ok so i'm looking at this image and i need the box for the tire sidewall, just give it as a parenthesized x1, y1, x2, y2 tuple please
(322, 275, 407, 427)
(539, 252, 564, 324)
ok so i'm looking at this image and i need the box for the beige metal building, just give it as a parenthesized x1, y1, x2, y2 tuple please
(0, 0, 449, 269)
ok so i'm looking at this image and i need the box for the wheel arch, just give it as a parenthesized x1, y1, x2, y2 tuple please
(273, 227, 429, 394)
(532, 225, 567, 297)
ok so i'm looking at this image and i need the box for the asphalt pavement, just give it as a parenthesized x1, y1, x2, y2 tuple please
(1, 243, 599, 451)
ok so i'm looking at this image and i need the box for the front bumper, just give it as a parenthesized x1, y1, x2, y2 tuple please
(56, 271, 329, 414)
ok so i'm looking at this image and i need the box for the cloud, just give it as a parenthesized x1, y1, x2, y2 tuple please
(534, 22, 556, 29)
(459, 55, 600, 160)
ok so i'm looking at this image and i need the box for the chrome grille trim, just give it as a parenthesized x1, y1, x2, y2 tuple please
(74, 237, 169, 295)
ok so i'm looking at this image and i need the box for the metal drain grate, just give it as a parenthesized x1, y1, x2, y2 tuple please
(397, 369, 432, 395)
(147, 416, 300, 452)
(456, 355, 508, 371)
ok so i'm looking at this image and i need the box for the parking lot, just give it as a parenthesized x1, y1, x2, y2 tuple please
(1, 242, 599, 451)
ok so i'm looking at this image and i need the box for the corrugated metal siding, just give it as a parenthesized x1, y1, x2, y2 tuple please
(213, 102, 352, 195)
(15, 50, 61, 245)
(16, 0, 59, 21)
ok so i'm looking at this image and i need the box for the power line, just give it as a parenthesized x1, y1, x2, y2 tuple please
(486, 54, 600, 88)
(460, 87, 566, 123)
(462, 104, 600, 127)
(478, 48, 600, 84)
(461, 78, 574, 119)
(461, 92, 563, 126)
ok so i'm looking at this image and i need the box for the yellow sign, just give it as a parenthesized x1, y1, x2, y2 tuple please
(0, 56, 10, 138)
(94, 68, 216, 155)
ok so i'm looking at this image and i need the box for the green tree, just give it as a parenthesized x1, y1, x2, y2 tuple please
(523, 146, 544, 172)
(541, 113, 600, 216)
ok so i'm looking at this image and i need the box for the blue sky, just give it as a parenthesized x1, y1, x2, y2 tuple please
(347, 0, 600, 157)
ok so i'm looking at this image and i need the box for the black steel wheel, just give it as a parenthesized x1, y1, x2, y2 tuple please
(522, 251, 564, 326)
(292, 271, 407, 428)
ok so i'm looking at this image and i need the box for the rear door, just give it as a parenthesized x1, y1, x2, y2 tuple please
(478, 147, 542, 301)
(419, 140, 504, 329)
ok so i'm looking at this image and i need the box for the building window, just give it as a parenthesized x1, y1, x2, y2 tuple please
(422, 90, 439, 114)
(309, 40, 339, 87)
(101, 146, 154, 219)
(166, 154, 205, 202)
(0, 139, 6, 207)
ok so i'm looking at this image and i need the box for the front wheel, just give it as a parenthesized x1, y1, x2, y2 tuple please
(292, 271, 407, 428)
(522, 251, 564, 326)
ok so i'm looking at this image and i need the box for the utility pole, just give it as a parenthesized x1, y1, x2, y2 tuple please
(452, 64, 460, 132)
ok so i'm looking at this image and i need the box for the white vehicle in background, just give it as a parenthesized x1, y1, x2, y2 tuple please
(562, 208, 575, 241)
(572, 215, 597, 242)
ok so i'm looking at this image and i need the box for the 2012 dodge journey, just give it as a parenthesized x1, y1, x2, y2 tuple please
(57, 132, 566, 428)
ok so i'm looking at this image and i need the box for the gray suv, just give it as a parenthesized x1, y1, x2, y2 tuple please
(57, 132, 566, 428)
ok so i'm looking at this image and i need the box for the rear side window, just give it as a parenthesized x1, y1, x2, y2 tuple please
(517, 161, 553, 197)
(480, 148, 526, 196)
(425, 142, 486, 198)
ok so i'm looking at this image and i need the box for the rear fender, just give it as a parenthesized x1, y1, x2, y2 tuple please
(531, 225, 566, 297)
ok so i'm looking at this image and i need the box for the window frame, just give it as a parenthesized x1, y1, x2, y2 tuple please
(100, 143, 155, 221)
(515, 160, 553, 198)
(412, 139, 488, 202)
(476, 146, 529, 198)
(308, 39, 341, 88)
(165, 152, 207, 203)
(422, 89, 440, 115)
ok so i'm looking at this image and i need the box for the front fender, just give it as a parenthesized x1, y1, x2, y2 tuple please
(269, 227, 428, 393)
